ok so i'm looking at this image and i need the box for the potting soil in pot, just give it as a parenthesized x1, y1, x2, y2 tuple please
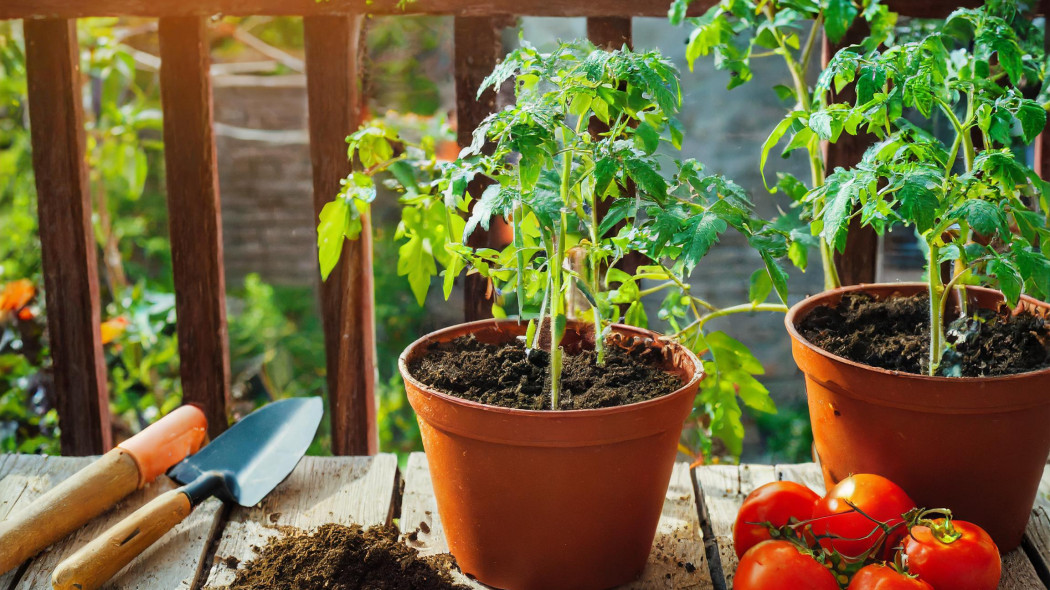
(798, 292, 1050, 376)
(216, 523, 471, 590)
(408, 334, 682, 409)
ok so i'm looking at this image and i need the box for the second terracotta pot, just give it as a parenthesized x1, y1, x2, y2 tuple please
(399, 319, 702, 590)
(786, 283, 1050, 551)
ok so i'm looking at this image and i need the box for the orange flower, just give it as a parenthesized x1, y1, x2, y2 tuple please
(17, 307, 34, 321)
(100, 317, 129, 345)
(0, 279, 35, 312)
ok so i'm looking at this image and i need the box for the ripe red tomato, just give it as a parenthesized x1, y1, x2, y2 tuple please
(812, 474, 916, 558)
(847, 564, 933, 589)
(903, 519, 1001, 590)
(733, 481, 820, 557)
(733, 540, 839, 590)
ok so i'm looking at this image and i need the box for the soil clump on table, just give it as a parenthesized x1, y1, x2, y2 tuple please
(219, 523, 471, 590)
(797, 292, 1050, 376)
(408, 334, 682, 409)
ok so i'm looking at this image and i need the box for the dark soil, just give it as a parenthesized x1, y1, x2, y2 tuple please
(408, 335, 682, 410)
(218, 524, 471, 590)
(797, 292, 1050, 376)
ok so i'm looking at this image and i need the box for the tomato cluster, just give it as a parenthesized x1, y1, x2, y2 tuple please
(731, 474, 1001, 590)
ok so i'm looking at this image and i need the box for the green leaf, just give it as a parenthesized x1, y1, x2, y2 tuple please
(989, 258, 1021, 305)
(626, 157, 668, 199)
(808, 110, 835, 141)
(761, 114, 800, 190)
(674, 211, 727, 270)
(824, 0, 859, 43)
(465, 184, 514, 241)
(760, 253, 790, 305)
(748, 268, 772, 304)
(634, 121, 661, 154)
(952, 199, 1008, 238)
(317, 199, 349, 281)
(1016, 101, 1047, 144)
(897, 179, 939, 233)
(625, 300, 648, 328)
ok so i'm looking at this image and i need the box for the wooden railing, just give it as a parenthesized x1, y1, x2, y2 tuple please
(3, 0, 1032, 457)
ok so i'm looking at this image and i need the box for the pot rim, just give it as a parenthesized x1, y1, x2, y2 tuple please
(398, 318, 704, 418)
(785, 282, 1050, 383)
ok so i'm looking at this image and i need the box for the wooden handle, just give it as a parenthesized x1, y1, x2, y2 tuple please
(51, 488, 192, 590)
(0, 448, 140, 575)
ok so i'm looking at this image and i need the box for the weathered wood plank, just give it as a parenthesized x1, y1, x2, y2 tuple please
(1024, 506, 1050, 588)
(628, 463, 711, 589)
(1038, 0, 1050, 180)
(455, 16, 504, 322)
(694, 465, 776, 588)
(774, 462, 826, 494)
(202, 455, 399, 587)
(0, 455, 85, 589)
(1000, 542, 1045, 590)
(158, 16, 231, 440)
(400, 454, 712, 588)
(14, 470, 224, 590)
(303, 14, 378, 456)
(24, 19, 111, 456)
(0, 0, 981, 19)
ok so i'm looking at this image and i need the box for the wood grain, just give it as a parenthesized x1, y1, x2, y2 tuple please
(202, 455, 399, 587)
(399, 453, 711, 589)
(0, 0, 981, 19)
(13, 472, 222, 590)
(1024, 506, 1050, 588)
(0, 456, 92, 588)
(0, 449, 139, 575)
(23, 19, 111, 456)
(158, 17, 231, 440)
(303, 15, 378, 456)
(51, 488, 193, 590)
(694, 464, 776, 588)
(455, 16, 504, 322)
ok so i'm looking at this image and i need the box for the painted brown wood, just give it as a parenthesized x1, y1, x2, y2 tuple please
(303, 15, 378, 455)
(0, 0, 980, 19)
(587, 17, 632, 51)
(158, 17, 231, 440)
(823, 28, 879, 286)
(23, 19, 111, 456)
(455, 16, 504, 322)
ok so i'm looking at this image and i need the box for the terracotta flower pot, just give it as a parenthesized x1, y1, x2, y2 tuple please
(399, 319, 703, 590)
(786, 283, 1050, 551)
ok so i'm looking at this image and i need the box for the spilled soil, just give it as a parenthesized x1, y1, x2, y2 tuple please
(797, 292, 1050, 376)
(408, 334, 682, 410)
(218, 523, 470, 590)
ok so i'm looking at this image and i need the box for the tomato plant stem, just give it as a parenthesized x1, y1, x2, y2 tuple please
(927, 242, 945, 376)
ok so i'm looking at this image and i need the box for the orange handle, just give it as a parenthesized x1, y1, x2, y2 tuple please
(118, 405, 208, 485)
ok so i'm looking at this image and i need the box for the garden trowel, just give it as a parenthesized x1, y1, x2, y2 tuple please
(0, 404, 208, 576)
(50, 396, 323, 590)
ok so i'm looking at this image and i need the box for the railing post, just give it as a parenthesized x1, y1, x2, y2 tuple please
(304, 15, 378, 456)
(24, 19, 112, 456)
(158, 17, 232, 440)
(586, 17, 632, 50)
(823, 28, 878, 285)
(454, 16, 504, 322)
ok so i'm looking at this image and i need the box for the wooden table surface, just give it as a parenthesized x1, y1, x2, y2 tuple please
(1, 452, 1049, 589)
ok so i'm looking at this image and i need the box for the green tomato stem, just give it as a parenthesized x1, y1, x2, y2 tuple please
(928, 242, 945, 376)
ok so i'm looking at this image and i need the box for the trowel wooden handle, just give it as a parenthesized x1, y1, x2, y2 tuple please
(0, 449, 140, 575)
(51, 488, 192, 590)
